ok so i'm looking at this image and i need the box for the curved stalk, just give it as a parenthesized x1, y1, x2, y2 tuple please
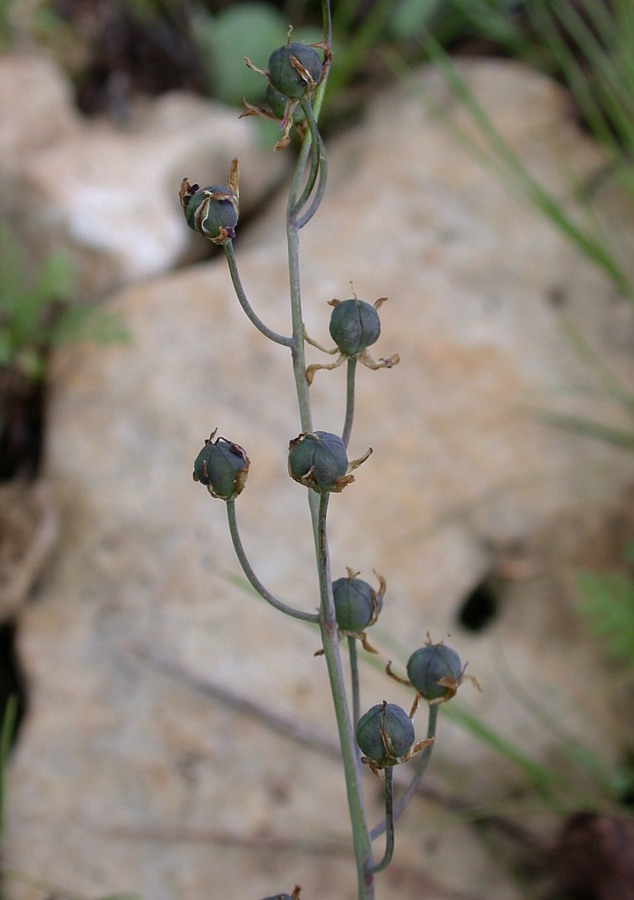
(226, 500, 319, 623)
(370, 767, 395, 874)
(296, 107, 328, 230)
(225, 243, 293, 347)
(289, 104, 322, 218)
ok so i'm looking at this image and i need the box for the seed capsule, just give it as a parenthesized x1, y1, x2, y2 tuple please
(329, 297, 381, 357)
(267, 42, 322, 99)
(356, 702, 414, 767)
(266, 84, 306, 124)
(179, 159, 239, 245)
(333, 573, 383, 632)
(407, 642, 463, 702)
(193, 430, 250, 501)
(287, 431, 351, 493)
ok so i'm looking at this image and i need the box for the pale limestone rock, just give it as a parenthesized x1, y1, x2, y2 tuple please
(0, 54, 287, 297)
(5, 60, 634, 900)
(0, 53, 77, 162)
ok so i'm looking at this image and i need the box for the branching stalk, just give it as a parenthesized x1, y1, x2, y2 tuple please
(224, 242, 293, 347)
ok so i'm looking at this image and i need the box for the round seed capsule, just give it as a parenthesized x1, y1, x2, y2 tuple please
(193, 432, 250, 501)
(268, 42, 322, 99)
(407, 643, 462, 702)
(329, 298, 381, 356)
(288, 430, 349, 493)
(356, 702, 414, 767)
(333, 575, 382, 632)
(182, 183, 238, 244)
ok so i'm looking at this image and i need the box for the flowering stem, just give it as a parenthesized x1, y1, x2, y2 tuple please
(286, 97, 375, 900)
(226, 499, 319, 623)
(370, 767, 395, 874)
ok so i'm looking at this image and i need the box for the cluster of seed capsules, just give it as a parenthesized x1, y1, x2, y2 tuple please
(191, 291, 386, 500)
(185, 36, 471, 798)
(179, 39, 329, 241)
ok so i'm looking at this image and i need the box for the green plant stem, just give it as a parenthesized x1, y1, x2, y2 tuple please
(316, 494, 374, 898)
(342, 357, 357, 448)
(370, 767, 395, 875)
(283, 5, 374, 892)
(348, 635, 361, 727)
(226, 499, 319, 623)
(224, 243, 293, 347)
(289, 104, 322, 218)
(370, 703, 438, 840)
(296, 103, 329, 229)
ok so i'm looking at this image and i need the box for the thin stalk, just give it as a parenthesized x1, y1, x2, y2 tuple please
(224, 243, 293, 347)
(226, 499, 319, 623)
(370, 767, 394, 875)
(287, 223, 314, 438)
(316, 494, 375, 898)
(342, 357, 357, 448)
(348, 635, 361, 728)
(296, 103, 329, 229)
(289, 104, 322, 218)
(370, 703, 439, 840)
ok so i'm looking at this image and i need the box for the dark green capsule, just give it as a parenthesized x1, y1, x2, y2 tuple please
(407, 643, 462, 702)
(333, 575, 382, 632)
(193, 432, 250, 501)
(182, 184, 238, 244)
(356, 702, 414, 766)
(288, 431, 349, 493)
(329, 298, 381, 356)
(268, 42, 322, 100)
(266, 84, 306, 124)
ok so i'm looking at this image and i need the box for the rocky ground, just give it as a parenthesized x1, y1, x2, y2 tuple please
(1, 49, 633, 900)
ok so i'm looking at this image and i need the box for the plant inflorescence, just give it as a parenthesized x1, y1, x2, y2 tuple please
(180, 6, 476, 897)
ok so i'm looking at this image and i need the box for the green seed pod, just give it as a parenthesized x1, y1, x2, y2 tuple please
(268, 42, 322, 100)
(179, 160, 240, 245)
(193, 430, 250, 501)
(329, 297, 381, 356)
(288, 430, 351, 493)
(333, 574, 383, 632)
(356, 702, 414, 767)
(407, 643, 463, 702)
(266, 84, 306, 124)
(180, 183, 238, 244)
